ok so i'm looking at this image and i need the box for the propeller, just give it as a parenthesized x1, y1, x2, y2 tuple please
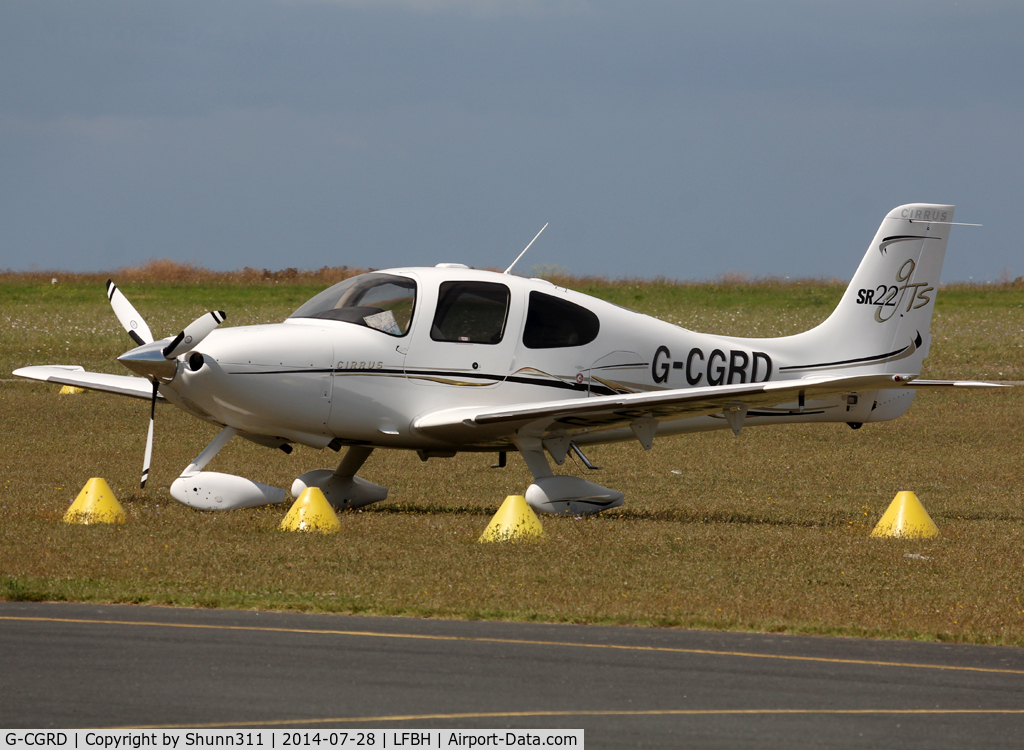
(106, 280, 227, 488)
(106, 280, 154, 346)
(142, 380, 158, 488)
(116, 311, 227, 379)
(162, 310, 227, 359)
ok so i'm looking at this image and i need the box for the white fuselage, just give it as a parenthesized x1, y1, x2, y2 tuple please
(159, 266, 902, 454)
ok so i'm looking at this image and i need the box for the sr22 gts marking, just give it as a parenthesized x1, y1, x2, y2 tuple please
(856, 258, 934, 322)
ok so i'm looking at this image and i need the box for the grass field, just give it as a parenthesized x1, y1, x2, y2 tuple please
(2, 266, 1023, 644)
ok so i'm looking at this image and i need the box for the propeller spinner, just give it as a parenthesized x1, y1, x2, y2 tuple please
(116, 309, 227, 381)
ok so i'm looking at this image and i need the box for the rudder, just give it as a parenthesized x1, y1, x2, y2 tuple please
(784, 203, 954, 378)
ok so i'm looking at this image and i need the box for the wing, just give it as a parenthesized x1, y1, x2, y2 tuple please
(413, 372, 1004, 446)
(13, 365, 164, 401)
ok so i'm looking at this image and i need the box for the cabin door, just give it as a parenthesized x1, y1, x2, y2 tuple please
(404, 278, 524, 388)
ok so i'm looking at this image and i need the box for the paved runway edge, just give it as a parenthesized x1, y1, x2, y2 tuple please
(2, 602, 1022, 749)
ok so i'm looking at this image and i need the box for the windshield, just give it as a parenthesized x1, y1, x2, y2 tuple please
(289, 273, 417, 337)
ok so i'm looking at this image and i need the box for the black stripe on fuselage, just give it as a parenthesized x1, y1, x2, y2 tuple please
(779, 344, 910, 372)
(225, 366, 625, 396)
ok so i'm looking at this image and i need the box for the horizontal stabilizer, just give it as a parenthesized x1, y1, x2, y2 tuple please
(12, 365, 163, 401)
(909, 379, 1010, 388)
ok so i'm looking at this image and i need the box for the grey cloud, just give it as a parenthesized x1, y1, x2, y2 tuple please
(1, 1, 1022, 280)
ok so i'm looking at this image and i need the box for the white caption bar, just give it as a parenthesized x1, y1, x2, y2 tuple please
(2, 731, 584, 750)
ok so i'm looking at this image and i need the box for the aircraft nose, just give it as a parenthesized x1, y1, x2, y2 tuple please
(117, 341, 178, 381)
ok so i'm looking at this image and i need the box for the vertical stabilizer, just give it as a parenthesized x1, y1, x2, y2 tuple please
(778, 204, 954, 378)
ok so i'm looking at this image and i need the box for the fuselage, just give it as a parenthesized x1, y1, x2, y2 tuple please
(158, 265, 909, 453)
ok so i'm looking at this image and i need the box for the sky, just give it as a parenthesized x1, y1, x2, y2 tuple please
(2, 0, 1022, 282)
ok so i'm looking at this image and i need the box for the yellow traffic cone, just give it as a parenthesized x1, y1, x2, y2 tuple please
(280, 487, 341, 533)
(64, 478, 127, 525)
(478, 495, 544, 543)
(870, 491, 939, 539)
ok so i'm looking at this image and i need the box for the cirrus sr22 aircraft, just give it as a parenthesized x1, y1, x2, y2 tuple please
(15, 204, 998, 514)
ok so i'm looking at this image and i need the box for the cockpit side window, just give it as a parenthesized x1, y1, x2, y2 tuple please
(288, 273, 416, 337)
(430, 281, 511, 344)
(523, 291, 600, 348)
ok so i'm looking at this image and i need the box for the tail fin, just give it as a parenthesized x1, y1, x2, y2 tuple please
(778, 203, 954, 377)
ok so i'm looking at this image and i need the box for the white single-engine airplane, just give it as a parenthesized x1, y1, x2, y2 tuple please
(15, 204, 998, 514)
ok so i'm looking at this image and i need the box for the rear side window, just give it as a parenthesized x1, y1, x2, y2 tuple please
(431, 281, 511, 344)
(523, 291, 600, 348)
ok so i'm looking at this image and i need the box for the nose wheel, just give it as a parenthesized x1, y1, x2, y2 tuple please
(169, 426, 287, 510)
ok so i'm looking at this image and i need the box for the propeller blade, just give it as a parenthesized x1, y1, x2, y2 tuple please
(106, 280, 154, 346)
(162, 311, 227, 359)
(141, 380, 158, 489)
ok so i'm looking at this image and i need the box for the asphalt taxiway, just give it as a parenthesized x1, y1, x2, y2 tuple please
(1, 602, 1021, 748)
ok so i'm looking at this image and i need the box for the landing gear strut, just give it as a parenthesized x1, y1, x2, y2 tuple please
(513, 436, 623, 515)
(170, 426, 288, 510)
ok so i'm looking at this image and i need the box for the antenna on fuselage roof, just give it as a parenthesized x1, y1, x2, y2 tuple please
(503, 223, 549, 275)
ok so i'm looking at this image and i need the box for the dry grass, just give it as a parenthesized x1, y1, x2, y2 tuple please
(1, 259, 371, 288)
(2, 268, 1023, 643)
